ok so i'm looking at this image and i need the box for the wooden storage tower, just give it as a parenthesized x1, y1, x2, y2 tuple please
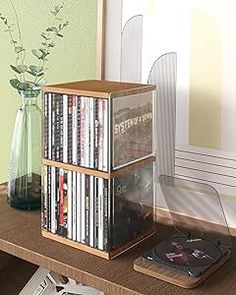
(42, 80, 156, 259)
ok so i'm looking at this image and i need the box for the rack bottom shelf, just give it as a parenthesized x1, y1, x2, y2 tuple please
(42, 227, 156, 260)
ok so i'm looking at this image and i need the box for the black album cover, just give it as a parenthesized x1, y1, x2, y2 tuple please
(144, 236, 224, 277)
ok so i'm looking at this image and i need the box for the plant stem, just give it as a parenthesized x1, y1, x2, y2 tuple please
(5, 23, 23, 82)
(9, 0, 25, 82)
(34, 3, 66, 85)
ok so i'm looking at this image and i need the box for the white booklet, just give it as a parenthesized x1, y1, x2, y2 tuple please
(19, 267, 104, 295)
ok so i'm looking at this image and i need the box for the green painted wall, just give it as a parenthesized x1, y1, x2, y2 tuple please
(0, 0, 97, 182)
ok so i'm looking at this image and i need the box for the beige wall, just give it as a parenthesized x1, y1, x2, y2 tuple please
(189, 9, 222, 149)
(0, 0, 97, 182)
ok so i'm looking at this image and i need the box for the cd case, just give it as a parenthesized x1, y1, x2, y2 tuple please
(134, 175, 232, 288)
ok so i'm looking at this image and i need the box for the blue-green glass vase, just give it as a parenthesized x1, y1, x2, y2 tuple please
(7, 89, 42, 210)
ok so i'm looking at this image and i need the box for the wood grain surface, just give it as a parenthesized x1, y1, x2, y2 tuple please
(134, 251, 231, 289)
(1, 184, 236, 295)
(43, 80, 156, 98)
(43, 156, 155, 179)
(42, 227, 156, 260)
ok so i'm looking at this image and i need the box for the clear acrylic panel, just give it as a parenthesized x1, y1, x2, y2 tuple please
(159, 175, 232, 249)
(110, 162, 154, 250)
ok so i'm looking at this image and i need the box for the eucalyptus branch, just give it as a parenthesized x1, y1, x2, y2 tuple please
(32, 2, 69, 86)
(0, 13, 24, 82)
(0, 1, 69, 92)
(9, 0, 26, 81)
(34, 21, 68, 84)
(9, 0, 23, 46)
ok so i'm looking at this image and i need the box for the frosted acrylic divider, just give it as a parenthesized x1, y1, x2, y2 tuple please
(158, 175, 232, 249)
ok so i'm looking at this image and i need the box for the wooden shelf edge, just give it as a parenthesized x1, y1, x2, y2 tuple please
(43, 80, 156, 99)
(110, 85, 156, 98)
(42, 159, 109, 179)
(42, 227, 156, 260)
(42, 231, 110, 259)
(43, 87, 109, 99)
(42, 156, 156, 179)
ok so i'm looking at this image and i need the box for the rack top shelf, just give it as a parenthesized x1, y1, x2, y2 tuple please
(43, 80, 156, 98)
(0, 184, 235, 295)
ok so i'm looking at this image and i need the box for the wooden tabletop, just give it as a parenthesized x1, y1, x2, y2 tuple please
(0, 184, 236, 295)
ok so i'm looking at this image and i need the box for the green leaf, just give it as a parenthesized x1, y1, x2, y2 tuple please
(50, 11, 57, 16)
(51, 26, 58, 32)
(10, 65, 21, 74)
(39, 49, 46, 55)
(41, 33, 49, 40)
(55, 5, 60, 13)
(17, 65, 27, 73)
(38, 55, 49, 61)
(18, 82, 33, 91)
(9, 79, 20, 89)
(27, 65, 44, 77)
(35, 72, 44, 77)
(27, 71, 44, 77)
(46, 26, 57, 32)
(26, 71, 37, 77)
(29, 65, 43, 73)
(36, 78, 47, 87)
(32, 49, 43, 59)
(15, 46, 24, 54)
(38, 49, 49, 60)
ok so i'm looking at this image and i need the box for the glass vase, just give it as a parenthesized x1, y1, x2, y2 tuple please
(8, 89, 42, 210)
